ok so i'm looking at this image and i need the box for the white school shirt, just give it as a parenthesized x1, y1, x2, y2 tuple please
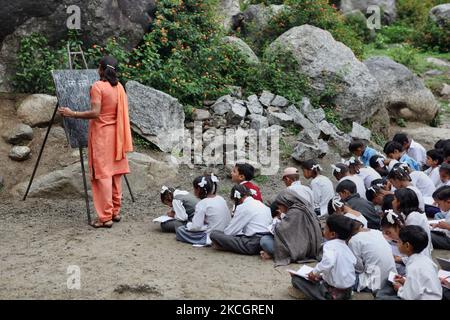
(407, 140, 427, 168)
(405, 211, 433, 257)
(310, 175, 335, 216)
(357, 167, 382, 189)
(172, 190, 189, 221)
(436, 179, 450, 188)
(425, 166, 442, 188)
(313, 239, 356, 289)
(410, 171, 436, 197)
(340, 175, 367, 200)
(186, 196, 231, 234)
(348, 230, 397, 292)
(344, 212, 368, 228)
(288, 181, 314, 206)
(406, 185, 425, 212)
(397, 253, 442, 300)
(224, 197, 272, 237)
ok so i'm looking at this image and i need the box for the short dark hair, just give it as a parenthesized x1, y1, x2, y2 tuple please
(384, 141, 403, 155)
(435, 139, 450, 151)
(433, 185, 450, 201)
(326, 215, 353, 240)
(440, 163, 450, 176)
(336, 180, 357, 194)
(369, 155, 384, 169)
(427, 149, 444, 165)
(392, 133, 409, 146)
(235, 163, 255, 181)
(399, 225, 429, 254)
(349, 140, 365, 152)
(381, 194, 395, 212)
(394, 188, 420, 216)
(332, 163, 349, 178)
(301, 159, 321, 172)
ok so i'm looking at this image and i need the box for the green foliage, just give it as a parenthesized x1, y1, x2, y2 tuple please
(396, 118, 407, 127)
(323, 107, 351, 133)
(253, 175, 269, 184)
(389, 44, 419, 68)
(280, 138, 294, 160)
(378, 25, 416, 44)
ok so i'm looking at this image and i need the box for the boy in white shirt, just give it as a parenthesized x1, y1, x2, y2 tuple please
(430, 186, 450, 250)
(376, 225, 442, 300)
(289, 215, 356, 300)
(425, 149, 444, 187)
(393, 133, 427, 169)
(281, 167, 314, 206)
(332, 163, 367, 200)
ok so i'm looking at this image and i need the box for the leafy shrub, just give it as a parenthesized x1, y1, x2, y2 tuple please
(389, 44, 419, 68)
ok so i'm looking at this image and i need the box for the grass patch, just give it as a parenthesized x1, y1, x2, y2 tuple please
(254, 175, 270, 185)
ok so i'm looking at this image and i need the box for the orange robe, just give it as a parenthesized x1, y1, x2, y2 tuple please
(88, 80, 133, 222)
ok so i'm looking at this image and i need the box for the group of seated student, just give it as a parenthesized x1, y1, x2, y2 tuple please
(156, 134, 450, 300)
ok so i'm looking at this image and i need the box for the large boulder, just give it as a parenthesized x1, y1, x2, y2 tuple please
(217, 0, 241, 30)
(0, 0, 156, 91)
(340, 0, 397, 24)
(126, 81, 185, 152)
(266, 25, 381, 124)
(17, 94, 59, 127)
(429, 4, 450, 27)
(232, 4, 285, 37)
(364, 56, 439, 123)
(395, 125, 450, 150)
(12, 152, 177, 199)
(222, 36, 260, 64)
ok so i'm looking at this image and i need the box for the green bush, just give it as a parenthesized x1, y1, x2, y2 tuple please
(378, 25, 415, 44)
(389, 44, 419, 68)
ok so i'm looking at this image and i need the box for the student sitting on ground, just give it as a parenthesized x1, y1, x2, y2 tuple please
(210, 185, 272, 255)
(376, 225, 442, 300)
(331, 163, 367, 200)
(176, 175, 231, 246)
(349, 158, 382, 190)
(327, 196, 368, 228)
(438, 163, 450, 187)
(158, 186, 199, 233)
(349, 139, 379, 167)
(230, 163, 263, 202)
(369, 155, 389, 177)
(425, 149, 444, 187)
(281, 167, 314, 206)
(393, 188, 433, 258)
(392, 133, 427, 170)
(430, 186, 450, 250)
(336, 180, 380, 229)
(301, 160, 334, 217)
(289, 215, 356, 300)
(365, 179, 392, 208)
(384, 141, 420, 171)
(348, 219, 397, 294)
(396, 162, 436, 199)
(267, 189, 323, 266)
(380, 208, 406, 275)
(387, 164, 425, 212)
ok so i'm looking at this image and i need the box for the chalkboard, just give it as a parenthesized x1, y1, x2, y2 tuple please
(52, 70, 100, 148)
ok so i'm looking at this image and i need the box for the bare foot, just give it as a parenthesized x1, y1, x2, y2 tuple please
(260, 250, 272, 260)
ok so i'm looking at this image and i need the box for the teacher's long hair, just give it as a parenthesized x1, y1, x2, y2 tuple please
(99, 56, 119, 87)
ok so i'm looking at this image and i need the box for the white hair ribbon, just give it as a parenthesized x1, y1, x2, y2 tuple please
(368, 187, 376, 193)
(348, 156, 357, 164)
(376, 157, 385, 168)
(311, 164, 322, 171)
(399, 163, 409, 170)
(331, 164, 341, 173)
(385, 209, 398, 225)
(198, 177, 207, 188)
(234, 190, 242, 199)
(332, 196, 344, 211)
(210, 173, 219, 183)
(160, 186, 169, 194)
(106, 64, 116, 70)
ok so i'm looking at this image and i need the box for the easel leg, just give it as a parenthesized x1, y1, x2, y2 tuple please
(79, 147, 91, 224)
(23, 103, 59, 201)
(124, 175, 135, 203)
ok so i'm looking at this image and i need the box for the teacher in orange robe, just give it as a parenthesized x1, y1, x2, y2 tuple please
(59, 56, 133, 228)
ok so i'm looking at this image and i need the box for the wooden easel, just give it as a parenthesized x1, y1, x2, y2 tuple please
(23, 44, 135, 225)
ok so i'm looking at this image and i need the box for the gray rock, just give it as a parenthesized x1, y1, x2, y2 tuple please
(248, 114, 269, 131)
(364, 56, 439, 123)
(285, 105, 317, 131)
(193, 109, 211, 121)
(441, 84, 450, 97)
(267, 106, 282, 113)
(246, 94, 264, 115)
(299, 98, 326, 124)
(9, 146, 31, 161)
(126, 81, 185, 152)
(292, 140, 328, 162)
(267, 112, 294, 127)
(17, 94, 59, 127)
(3, 123, 33, 145)
(235, 4, 285, 34)
(424, 69, 444, 76)
(0, 176, 4, 190)
(212, 95, 234, 115)
(222, 36, 260, 64)
(227, 103, 247, 125)
(227, 86, 243, 98)
(212, 116, 228, 129)
(267, 25, 381, 123)
(426, 57, 450, 68)
(297, 129, 320, 145)
(271, 95, 289, 108)
(217, 0, 241, 30)
(259, 90, 275, 107)
(340, 0, 397, 24)
(351, 122, 371, 140)
(318, 120, 338, 137)
(429, 4, 450, 27)
(330, 134, 353, 157)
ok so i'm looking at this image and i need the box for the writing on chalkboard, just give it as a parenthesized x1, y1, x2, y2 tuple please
(52, 70, 99, 148)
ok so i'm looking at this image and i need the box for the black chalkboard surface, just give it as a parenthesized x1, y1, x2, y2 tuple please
(52, 70, 100, 148)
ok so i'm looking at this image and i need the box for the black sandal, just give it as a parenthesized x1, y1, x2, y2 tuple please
(91, 220, 113, 228)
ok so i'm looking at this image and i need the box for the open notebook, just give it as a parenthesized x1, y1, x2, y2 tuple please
(287, 265, 314, 280)
(153, 215, 175, 223)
